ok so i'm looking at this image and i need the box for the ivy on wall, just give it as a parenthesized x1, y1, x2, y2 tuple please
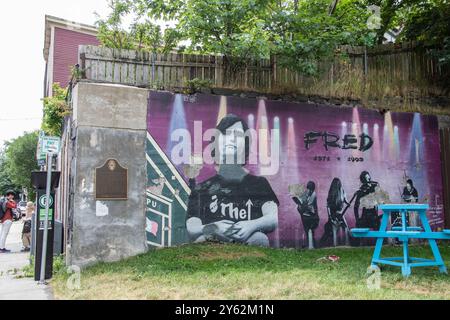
(42, 83, 70, 137)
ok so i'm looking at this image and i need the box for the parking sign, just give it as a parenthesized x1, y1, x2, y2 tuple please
(41, 136, 61, 154)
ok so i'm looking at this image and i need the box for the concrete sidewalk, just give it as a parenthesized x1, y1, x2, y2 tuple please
(0, 221, 53, 300)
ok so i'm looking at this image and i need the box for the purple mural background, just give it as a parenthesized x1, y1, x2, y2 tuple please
(147, 91, 445, 248)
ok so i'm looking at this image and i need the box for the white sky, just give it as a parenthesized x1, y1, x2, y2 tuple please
(0, 0, 110, 146)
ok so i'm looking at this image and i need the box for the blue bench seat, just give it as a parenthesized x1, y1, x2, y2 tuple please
(386, 231, 421, 236)
(391, 226, 423, 231)
(351, 228, 370, 233)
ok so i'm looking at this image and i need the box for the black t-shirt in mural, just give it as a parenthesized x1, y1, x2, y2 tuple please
(187, 174, 279, 224)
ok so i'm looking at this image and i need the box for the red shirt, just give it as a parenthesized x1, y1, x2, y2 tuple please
(1, 200, 16, 223)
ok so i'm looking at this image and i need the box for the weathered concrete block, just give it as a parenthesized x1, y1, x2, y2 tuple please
(73, 82, 148, 130)
(69, 126, 147, 268)
(68, 82, 148, 268)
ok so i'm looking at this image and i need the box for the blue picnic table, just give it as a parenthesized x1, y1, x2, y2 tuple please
(351, 204, 450, 277)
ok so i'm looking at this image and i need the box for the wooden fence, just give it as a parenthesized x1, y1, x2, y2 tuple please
(78, 43, 450, 114)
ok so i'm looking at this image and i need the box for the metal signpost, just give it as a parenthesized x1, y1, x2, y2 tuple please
(38, 152, 53, 284)
(37, 136, 60, 285)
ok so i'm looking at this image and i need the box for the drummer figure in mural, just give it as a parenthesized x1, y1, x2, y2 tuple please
(185, 114, 279, 246)
(353, 171, 380, 229)
(391, 178, 419, 228)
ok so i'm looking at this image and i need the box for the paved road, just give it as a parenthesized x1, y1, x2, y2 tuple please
(0, 221, 53, 300)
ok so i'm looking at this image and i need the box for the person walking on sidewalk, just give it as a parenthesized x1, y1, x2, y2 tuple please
(21, 201, 34, 252)
(0, 190, 17, 253)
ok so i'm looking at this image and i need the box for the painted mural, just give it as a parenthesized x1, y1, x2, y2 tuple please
(145, 91, 445, 249)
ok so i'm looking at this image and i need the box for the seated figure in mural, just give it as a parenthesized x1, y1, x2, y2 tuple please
(292, 181, 319, 249)
(391, 178, 419, 230)
(351, 171, 382, 246)
(185, 114, 279, 247)
(319, 178, 350, 247)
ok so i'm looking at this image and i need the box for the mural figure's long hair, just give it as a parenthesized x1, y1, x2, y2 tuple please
(327, 177, 346, 210)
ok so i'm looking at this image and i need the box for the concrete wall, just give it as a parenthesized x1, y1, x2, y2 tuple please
(67, 82, 148, 268)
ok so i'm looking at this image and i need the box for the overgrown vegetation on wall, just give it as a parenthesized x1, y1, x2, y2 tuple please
(79, 43, 450, 114)
(42, 83, 70, 137)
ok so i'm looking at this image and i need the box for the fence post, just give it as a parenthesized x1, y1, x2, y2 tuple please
(215, 55, 223, 87)
(364, 46, 368, 76)
(270, 55, 277, 91)
(78, 46, 86, 80)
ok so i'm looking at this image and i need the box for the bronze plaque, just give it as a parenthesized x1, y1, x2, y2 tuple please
(95, 159, 128, 200)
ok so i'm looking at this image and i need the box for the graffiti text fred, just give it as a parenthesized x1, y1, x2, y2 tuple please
(304, 131, 373, 152)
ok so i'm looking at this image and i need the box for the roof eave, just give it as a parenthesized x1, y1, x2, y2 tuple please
(43, 15, 98, 61)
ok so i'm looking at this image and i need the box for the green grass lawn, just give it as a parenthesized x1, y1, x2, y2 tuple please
(51, 242, 450, 300)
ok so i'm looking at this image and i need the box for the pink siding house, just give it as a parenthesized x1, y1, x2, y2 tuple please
(43, 15, 99, 96)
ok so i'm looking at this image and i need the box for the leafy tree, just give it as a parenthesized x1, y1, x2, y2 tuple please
(4, 132, 40, 200)
(364, 0, 450, 71)
(95, 0, 450, 74)
(402, 1, 450, 43)
(130, 20, 180, 53)
(96, 0, 135, 50)
(0, 150, 20, 196)
(96, 0, 374, 75)
(367, 0, 450, 48)
(96, 0, 180, 53)
(42, 83, 69, 137)
(366, 0, 404, 44)
(268, 0, 374, 74)
(160, 0, 274, 61)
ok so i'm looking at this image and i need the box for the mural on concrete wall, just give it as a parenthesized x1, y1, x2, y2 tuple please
(146, 91, 445, 249)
